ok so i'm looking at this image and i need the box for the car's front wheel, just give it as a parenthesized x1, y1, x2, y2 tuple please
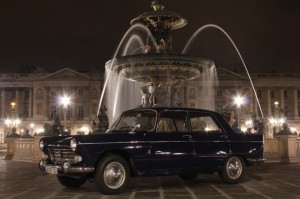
(57, 175, 88, 188)
(94, 155, 129, 195)
(219, 155, 245, 184)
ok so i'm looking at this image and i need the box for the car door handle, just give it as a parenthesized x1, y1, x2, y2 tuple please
(183, 135, 192, 141)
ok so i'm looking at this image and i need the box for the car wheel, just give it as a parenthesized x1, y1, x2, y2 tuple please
(95, 155, 129, 195)
(219, 155, 245, 184)
(57, 175, 88, 188)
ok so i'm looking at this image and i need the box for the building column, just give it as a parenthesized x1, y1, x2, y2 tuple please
(16, 89, 19, 117)
(44, 87, 48, 120)
(294, 89, 299, 118)
(253, 89, 259, 118)
(32, 87, 37, 119)
(1, 90, 5, 118)
(29, 88, 33, 117)
(280, 89, 285, 111)
(249, 88, 254, 114)
(267, 89, 272, 117)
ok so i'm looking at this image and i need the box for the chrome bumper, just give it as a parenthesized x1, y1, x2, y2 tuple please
(247, 158, 266, 164)
(39, 160, 94, 174)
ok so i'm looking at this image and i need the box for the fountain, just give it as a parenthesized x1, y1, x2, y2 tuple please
(102, 0, 215, 121)
(98, 0, 263, 125)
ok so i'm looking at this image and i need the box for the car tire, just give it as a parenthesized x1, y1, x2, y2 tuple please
(57, 175, 88, 188)
(219, 155, 245, 184)
(94, 155, 129, 195)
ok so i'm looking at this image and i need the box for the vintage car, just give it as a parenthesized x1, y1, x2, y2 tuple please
(39, 107, 264, 195)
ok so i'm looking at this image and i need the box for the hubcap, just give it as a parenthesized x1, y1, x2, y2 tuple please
(103, 162, 126, 189)
(226, 157, 242, 179)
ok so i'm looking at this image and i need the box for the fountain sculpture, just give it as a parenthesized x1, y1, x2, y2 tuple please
(103, 0, 215, 120)
(98, 0, 264, 127)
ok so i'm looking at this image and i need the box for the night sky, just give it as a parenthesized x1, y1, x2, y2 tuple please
(1, 0, 300, 73)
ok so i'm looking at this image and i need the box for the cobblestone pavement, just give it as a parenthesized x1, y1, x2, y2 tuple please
(1, 154, 300, 199)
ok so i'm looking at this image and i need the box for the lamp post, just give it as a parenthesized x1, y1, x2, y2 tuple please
(269, 101, 284, 135)
(59, 95, 71, 132)
(10, 101, 16, 112)
(5, 118, 21, 137)
(234, 95, 245, 129)
(30, 123, 35, 135)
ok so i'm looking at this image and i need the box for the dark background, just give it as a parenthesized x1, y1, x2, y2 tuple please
(1, 0, 299, 73)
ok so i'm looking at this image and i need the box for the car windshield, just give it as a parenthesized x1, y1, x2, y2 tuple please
(114, 110, 157, 131)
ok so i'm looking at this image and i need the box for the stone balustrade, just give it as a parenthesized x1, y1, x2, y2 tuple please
(263, 138, 280, 162)
(5, 136, 44, 163)
(5, 137, 17, 160)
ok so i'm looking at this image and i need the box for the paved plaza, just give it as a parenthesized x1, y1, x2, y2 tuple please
(1, 152, 300, 199)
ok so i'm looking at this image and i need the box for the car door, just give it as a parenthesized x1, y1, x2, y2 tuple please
(111, 109, 156, 172)
(149, 111, 195, 173)
(189, 111, 230, 170)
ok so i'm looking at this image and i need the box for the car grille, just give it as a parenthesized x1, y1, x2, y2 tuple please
(48, 145, 76, 164)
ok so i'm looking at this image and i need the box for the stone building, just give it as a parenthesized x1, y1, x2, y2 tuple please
(0, 68, 102, 143)
(185, 67, 300, 137)
(1, 66, 300, 143)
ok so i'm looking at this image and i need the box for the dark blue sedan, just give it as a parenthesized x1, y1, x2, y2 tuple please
(39, 107, 264, 194)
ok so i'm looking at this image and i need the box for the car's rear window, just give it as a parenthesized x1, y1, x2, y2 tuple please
(189, 112, 221, 132)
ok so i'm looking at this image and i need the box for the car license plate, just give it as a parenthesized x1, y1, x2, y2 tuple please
(45, 166, 58, 174)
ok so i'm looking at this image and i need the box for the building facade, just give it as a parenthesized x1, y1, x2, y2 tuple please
(0, 68, 102, 143)
(186, 67, 300, 137)
(1, 67, 300, 143)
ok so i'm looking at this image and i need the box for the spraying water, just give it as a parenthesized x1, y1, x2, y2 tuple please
(183, 24, 264, 118)
(97, 24, 157, 122)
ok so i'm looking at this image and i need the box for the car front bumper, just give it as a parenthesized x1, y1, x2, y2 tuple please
(247, 158, 266, 165)
(39, 160, 94, 174)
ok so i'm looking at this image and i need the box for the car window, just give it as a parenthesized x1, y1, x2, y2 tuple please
(114, 110, 156, 131)
(189, 112, 221, 133)
(156, 111, 188, 133)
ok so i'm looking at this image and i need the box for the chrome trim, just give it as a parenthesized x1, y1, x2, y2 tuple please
(39, 161, 94, 174)
(103, 161, 126, 189)
(226, 156, 243, 179)
(78, 139, 263, 146)
(247, 158, 265, 164)
(48, 146, 77, 164)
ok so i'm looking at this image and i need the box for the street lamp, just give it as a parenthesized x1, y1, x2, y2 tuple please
(234, 95, 245, 129)
(59, 95, 71, 132)
(30, 123, 35, 135)
(269, 101, 285, 135)
(10, 101, 16, 112)
(5, 118, 21, 128)
(5, 118, 21, 137)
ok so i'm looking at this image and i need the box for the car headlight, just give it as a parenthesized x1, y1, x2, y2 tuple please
(70, 138, 77, 151)
(39, 140, 44, 151)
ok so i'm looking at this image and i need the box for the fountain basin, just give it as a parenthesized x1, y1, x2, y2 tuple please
(106, 54, 214, 83)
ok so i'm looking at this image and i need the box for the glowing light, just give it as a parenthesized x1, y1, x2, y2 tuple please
(79, 126, 89, 134)
(269, 117, 285, 127)
(234, 95, 245, 108)
(59, 95, 71, 107)
(36, 128, 45, 133)
(5, 118, 21, 127)
(245, 120, 253, 127)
